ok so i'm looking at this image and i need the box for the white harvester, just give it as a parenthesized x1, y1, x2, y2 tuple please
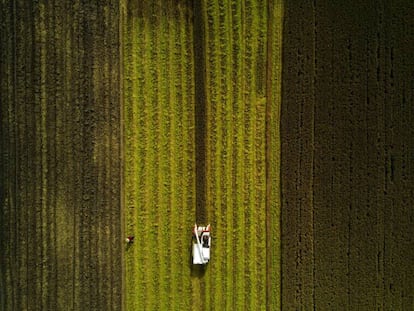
(192, 224, 211, 265)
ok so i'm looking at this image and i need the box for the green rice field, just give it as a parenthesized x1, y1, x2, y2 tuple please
(122, 1, 282, 310)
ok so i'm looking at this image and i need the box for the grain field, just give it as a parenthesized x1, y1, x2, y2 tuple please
(122, 0, 282, 310)
(122, 1, 195, 310)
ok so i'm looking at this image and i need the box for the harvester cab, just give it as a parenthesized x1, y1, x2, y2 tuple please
(192, 224, 211, 265)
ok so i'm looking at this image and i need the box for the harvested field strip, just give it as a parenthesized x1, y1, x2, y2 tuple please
(281, 1, 414, 309)
(123, 1, 195, 310)
(0, 1, 122, 310)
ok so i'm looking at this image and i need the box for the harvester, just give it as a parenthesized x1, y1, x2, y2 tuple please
(192, 224, 211, 265)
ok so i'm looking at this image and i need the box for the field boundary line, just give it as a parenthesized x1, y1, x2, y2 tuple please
(119, 2, 126, 310)
(265, 0, 283, 310)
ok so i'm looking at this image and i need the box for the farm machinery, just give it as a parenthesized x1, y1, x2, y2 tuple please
(192, 224, 211, 265)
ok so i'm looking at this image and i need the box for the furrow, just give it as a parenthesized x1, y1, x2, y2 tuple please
(0, 3, 14, 309)
(266, 1, 283, 309)
(34, 3, 43, 306)
(40, 2, 51, 308)
(15, 2, 29, 308)
(254, 2, 268, 309)
(246, 2, 259, 308)
(155, 2, 169, 308)
(196, 1, 211, 310)
(205, 1, 223, 309)
(68, 3, 81, 309)
(167, 4, 180, 306)
(223, 2, 235, 310)
(180, 3, 196, 310)
(48, 0, 61, 307)
(142, 4, 157, 309)
(149, 4, 162, 309)
(180, 4, 196, 310)
(90, 4, 102, 309)
(124, 2, 139, 308)
(233, 0, 247, 308)
(68, 85, 79, 307)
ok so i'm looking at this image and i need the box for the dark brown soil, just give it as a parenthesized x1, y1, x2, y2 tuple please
(281, 1, 414, 310)
(0, 1, 122, 310)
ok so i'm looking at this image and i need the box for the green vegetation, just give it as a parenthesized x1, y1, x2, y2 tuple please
(202, 0, 268, 310)
(123, 0, 282, 310)
(122, 1, 195, 310)
(1, 0, 283, 310)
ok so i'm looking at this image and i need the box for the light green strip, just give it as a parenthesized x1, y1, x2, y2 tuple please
(199, 1, 212, 309)
(167, 4, 179, 308)
(224, 2, 235, 309)
(124, 2, 196, 310)
(144, 3, 158, 308)
(155, 2, 168, 309)
(179, 4, 194, 310)
(233, 0, 246, 309)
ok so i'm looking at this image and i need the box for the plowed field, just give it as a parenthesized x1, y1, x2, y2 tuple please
(0, 1, 122, 310)
(281, 1, 414, 310)
(122, 1, 282, 310)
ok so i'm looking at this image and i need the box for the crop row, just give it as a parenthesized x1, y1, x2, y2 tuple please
(123, 0, 282, 310)
(0, 1, 123, 310)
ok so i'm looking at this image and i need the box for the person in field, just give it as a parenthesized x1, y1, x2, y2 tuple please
(126, 236, 134, 244)
(203, 235, 209, 248)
